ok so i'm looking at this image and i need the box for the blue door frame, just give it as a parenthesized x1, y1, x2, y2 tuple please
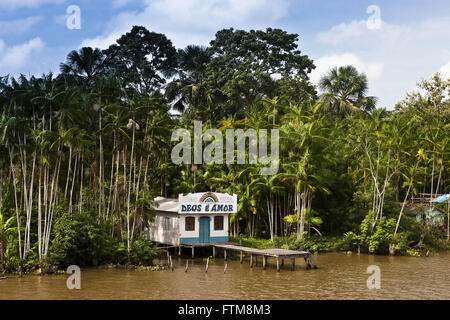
(199, 216, 210, 243)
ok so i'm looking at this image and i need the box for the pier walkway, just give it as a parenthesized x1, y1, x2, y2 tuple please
(165, 242, 317, 271)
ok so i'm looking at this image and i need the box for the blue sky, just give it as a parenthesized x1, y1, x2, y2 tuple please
(1, 0, 450, 108)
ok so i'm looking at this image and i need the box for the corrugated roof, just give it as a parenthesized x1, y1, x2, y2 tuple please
(153, 196, 179, 212)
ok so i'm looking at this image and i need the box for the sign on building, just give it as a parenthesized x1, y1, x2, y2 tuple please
(178, 192, 237, 214)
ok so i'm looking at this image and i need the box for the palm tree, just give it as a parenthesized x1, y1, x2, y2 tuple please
(281, 101, 330, 239)
(60, 47, 108, 87)
(319, 65, 377, 119)
(251, 173, 284, 241)
(165, 45, 211, 114)
(0, 212, 15, 270)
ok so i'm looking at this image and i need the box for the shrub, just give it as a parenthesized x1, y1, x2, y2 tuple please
(48, 212, 118, 268)
(127, 237, 160, 265)
(48, 211, 161, 268)
(366, 217, 396, 254)
(289, 235, 340, 253)
(339, 231, 361, 251)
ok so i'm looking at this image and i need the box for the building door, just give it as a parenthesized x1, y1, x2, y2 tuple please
(199, 216, 210, 243)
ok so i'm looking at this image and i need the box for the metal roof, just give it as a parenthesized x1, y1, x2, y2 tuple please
(153, 197, 179, 213)
(430, 194, 450, 203)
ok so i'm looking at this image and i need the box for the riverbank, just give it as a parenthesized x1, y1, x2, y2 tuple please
(0, 262, 169, 277)
(229, 235, 450, 256)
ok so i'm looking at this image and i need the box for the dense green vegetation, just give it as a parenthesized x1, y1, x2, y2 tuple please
(0, 26, 449, 274)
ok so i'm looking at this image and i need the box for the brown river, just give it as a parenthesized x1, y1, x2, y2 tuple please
(1, 252, 449, 300)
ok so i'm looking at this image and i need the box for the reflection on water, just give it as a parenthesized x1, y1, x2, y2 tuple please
(1, 251, 449, 300)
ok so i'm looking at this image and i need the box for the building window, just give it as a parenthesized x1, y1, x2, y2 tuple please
(164, 217, 170, 231)
(185, 217, 195, 231)
(214, 216, 224, 230)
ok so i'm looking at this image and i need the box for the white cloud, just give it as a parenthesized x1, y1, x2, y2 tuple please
(317, 19, 411, 49)
(112, 0, 131, 9)
(0, 17, 43, 35)
(0, 38, 45, 74)
(82, 0, 289, 49)
(310, 53, 384, 86)
(313, 16, 450, 108)
(0, 0, 65, 10)
(438, 61, 450, 80)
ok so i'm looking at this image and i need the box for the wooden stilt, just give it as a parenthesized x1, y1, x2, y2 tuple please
(304, 256, 311, 270)
(185, 260, 188, 272)
(250, 254, 253, 268)
(263, 256, 267, 269)
(240, 251, 243, 264)
(308, 255, 317, 269)
(212, 246, 216, 258)
(224, 263, 227, 274)
(192, 246, 194, 259)
(224, 249, 227, 261)
(205, 257, 209, 273)
(179, 245, 182, 256)
(291, 258, 295, 271)
(276, 257, 280, 272)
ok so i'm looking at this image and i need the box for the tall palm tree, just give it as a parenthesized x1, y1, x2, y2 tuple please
(60, 47, 108, 87)
(319, 65, 377, 119)
(165, 45, 211, 114)
(281, 101, 330, 239)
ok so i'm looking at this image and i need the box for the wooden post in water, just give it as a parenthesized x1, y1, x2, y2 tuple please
(263, 256, 267, 269)
(224, 263, 227, 274)
(185, 260, 189, 272)
(179, 245, 182, 256)
(240, 251, 243, 264)
(290, 258, 295, 271)
(192, 246, 195, 259)
(170, 256, 174, 271)
(304, 256, 311, 270)
(205, 257, 209, 273)
(309, 255, 317, 269)
(250, 254, 253, 268)
(213, 246, 216, 258)
(224, 249, 227, 261)
(276, 256, 280, 272)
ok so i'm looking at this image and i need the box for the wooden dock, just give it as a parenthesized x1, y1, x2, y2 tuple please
(174, 242, 317, 271)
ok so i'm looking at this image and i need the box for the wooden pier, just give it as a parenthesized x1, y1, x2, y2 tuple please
(174, 242, 317, 271)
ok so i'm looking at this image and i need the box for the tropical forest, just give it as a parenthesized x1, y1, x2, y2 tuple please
(0, 26, 449, 275)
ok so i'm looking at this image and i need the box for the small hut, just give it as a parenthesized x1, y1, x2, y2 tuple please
(146, 192, 237, 245)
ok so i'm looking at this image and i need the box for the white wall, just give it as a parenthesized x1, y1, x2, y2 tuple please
(146, 212, 229, 244)
(147, 212, 180, 245)
(179, 214, 228, 239)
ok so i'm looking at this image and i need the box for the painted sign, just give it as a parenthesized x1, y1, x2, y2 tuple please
(178, 192, 237, 214)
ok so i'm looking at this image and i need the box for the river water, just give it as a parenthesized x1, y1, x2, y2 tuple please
(1, 252, 449, 299)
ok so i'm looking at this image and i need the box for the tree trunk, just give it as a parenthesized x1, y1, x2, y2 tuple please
(395, 183, 412, 236)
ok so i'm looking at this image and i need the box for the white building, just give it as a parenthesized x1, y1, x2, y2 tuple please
(146, 192, 237, 245)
